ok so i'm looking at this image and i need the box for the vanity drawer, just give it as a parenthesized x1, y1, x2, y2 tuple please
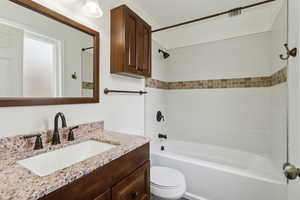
(112, 161, 150, 200)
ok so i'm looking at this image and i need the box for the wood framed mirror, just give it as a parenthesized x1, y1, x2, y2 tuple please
(0, 0, 100, 107)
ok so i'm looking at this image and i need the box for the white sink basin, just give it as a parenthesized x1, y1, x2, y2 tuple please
(17, 140, 116, 176)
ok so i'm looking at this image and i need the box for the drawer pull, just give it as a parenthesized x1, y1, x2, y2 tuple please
(137, 68, 144, 72)
(131, 192, 139, 199)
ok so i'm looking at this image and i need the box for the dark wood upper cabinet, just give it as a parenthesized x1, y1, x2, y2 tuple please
(111, 5, 152, 78)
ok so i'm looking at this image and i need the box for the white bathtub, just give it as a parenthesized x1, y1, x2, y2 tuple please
(150, 140, 287, 200)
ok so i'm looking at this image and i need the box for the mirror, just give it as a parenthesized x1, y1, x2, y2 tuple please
(0, 0, 99, 106)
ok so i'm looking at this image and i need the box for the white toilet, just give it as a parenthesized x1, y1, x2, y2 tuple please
(150, 166, 186, 200)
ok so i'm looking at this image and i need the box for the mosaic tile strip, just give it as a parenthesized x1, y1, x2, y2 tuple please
(270, 66, 287, 86)
(168, 76, 272, 89)
(146, 67, 287, 89)
(145, 78, 169, 89)
(82, 82, 94, 90)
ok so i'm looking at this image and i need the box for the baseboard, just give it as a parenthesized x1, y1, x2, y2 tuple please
(184, 192, 208, 200)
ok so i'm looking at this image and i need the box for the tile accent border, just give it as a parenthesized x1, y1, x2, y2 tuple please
(270, 66, 287, 86)
(146, 67, 287, 90)
(82, 81, 94, 90)
(145, 79, 169, 89)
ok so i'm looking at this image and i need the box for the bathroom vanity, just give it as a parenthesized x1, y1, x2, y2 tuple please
(0, 121, 150, 200)
(39, 145, 150, 200)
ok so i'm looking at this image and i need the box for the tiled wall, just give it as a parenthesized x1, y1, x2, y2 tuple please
(146, 67, 287, 90)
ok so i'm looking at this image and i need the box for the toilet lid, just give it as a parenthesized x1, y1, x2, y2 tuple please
(151, 166, 185, 188)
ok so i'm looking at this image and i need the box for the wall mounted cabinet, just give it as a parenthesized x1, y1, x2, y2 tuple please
(111, 5, 152, 78)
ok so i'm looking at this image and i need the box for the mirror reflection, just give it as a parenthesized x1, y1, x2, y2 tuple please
(0, 1, 94, 98)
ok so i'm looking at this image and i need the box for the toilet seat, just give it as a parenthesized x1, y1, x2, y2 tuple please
(150, 166, 186, 200)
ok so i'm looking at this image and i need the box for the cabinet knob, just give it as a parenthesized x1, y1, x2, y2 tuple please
(137, 68, 144, 72)
(131, 192, 139, 199)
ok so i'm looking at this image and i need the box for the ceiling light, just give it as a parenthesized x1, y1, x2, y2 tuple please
(83, 0, 103, 18)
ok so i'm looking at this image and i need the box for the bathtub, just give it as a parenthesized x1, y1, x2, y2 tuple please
(150, 140, 287, 200)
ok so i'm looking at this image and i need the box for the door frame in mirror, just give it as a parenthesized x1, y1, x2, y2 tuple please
(0, 0, 100, 107)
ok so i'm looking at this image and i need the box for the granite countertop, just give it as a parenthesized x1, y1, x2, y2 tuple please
(0, 121, 150, 200)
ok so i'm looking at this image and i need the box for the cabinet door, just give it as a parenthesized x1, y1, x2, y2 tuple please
(94, 190, 111, 200)
(125, 11, 138, 73)
(141, 25, 151, 77)
(136, 21, 151, 77)
(136, 20, 144, 74)
(111, 5, 152, 78)
(112, 162, 150, 200)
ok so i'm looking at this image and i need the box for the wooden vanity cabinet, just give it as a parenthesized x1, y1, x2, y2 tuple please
(112, 163, 149, 200)
(94, 190, 111, 200)
(39, 143, 150, 200)
(111, 5, 152, 78)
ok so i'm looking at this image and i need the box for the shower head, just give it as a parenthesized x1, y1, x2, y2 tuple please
(158, 49, 170, 59)
(228, 7, 242, 17)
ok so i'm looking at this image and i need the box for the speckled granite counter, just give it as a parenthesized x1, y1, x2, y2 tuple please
(0, 121, 150, 200)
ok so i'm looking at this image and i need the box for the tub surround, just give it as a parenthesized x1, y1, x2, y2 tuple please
(146, 66, 287, 90)
(0, 121, 150, 200)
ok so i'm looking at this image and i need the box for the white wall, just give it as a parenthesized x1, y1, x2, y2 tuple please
(271, 0, 288, 73)
(145, 88, 167, 144)
(145, 40, 168, 143)
(146, 31, 287, 159)
(0, 0, 153, 137)
(287, 0, 300, 198)
(151, 0, 284, 50)
(165, 32, 272, 82)
(270, 83, 287, 171)
(269, 0, 288, 172)
(164, 33, 274, 156)
(151, 41, 168, 81)
(164, 88, 271, 155)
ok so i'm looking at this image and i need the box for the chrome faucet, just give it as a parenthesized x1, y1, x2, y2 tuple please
(52, 112, 67, 145)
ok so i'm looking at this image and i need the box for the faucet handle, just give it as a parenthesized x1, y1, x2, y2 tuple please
(68, 126, 79, 141)
(158, 133, 168, 139)
(24, 134, 43, 150)
(156, 111, 165, 122)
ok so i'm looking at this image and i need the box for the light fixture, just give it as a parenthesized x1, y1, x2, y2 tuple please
(60, 0, 78, 3)
(83, 0, 103, 18)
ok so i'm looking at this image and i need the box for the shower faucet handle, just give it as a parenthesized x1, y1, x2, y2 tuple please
(156, 111, 165, 122)
(158, 133, 167, 139)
